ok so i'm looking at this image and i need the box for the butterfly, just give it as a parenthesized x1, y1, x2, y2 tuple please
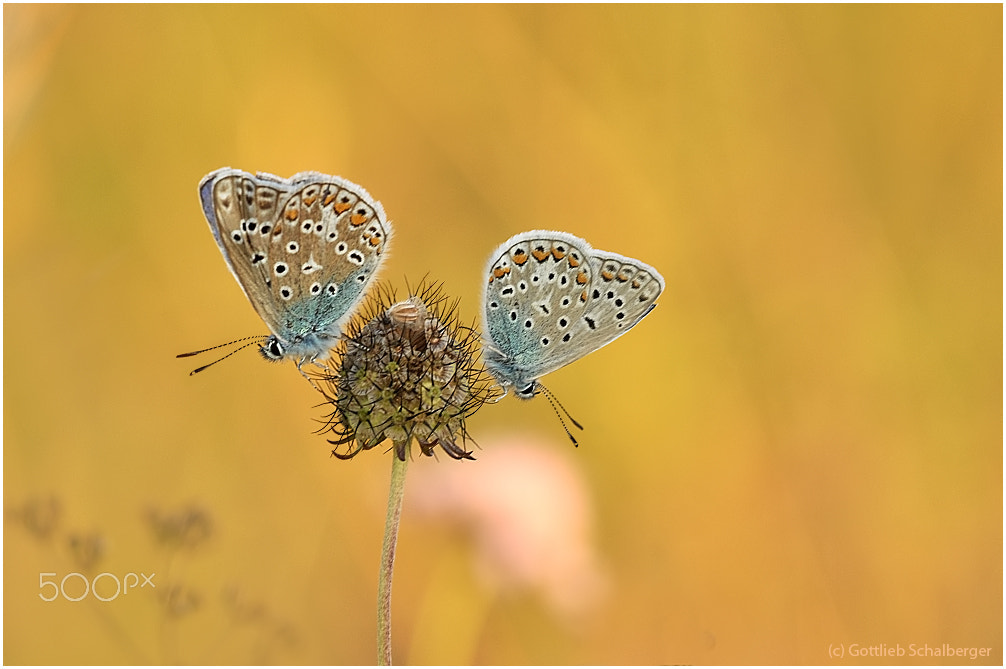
(481, 230, 665, 398)
(191, 168, 392, 370)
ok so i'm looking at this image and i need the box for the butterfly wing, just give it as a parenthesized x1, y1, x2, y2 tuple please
(576, 247, 665, 354)
(199, 168, 392, 360)
(482, 230, 664, 392)
(200, 168, 289, 336)
(482, 231, 595, 391)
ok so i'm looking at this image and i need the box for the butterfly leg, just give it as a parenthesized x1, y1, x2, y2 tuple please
(487, 383, 509, 402)
(295, 357, 327, 391)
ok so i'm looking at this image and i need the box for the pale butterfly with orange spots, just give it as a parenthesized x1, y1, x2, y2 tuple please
(481, 230, 664, 399)
(192, 168, 392, 371)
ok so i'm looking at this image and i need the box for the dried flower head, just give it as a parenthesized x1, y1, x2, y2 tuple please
(317, 281, 497, 461)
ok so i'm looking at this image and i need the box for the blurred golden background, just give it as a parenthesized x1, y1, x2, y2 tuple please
(4, 4, 1001, 665)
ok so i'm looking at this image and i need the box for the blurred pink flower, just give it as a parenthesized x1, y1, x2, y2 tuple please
(407, 435, 607, 620)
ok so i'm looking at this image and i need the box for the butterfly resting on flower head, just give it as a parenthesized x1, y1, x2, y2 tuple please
(481, 230, 665, 400)
(182, 168, 392, 374)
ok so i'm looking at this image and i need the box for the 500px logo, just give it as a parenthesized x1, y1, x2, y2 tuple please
(38, 572, 155, 602)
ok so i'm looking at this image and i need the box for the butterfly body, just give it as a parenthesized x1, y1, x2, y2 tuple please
(482, 230, 664, 398)
(198, 168, 391, 367)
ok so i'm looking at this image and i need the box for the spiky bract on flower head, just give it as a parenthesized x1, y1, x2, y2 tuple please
(317, 281, 496, 461)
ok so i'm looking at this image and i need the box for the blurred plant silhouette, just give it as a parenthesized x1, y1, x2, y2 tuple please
(6, 496, 300, 664)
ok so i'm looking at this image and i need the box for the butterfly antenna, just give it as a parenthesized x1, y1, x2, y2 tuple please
(176, 335, 266, 358)
(538, 384, 584, 430)
(537, 384, 584, 447)
(178, 338, 267, 375)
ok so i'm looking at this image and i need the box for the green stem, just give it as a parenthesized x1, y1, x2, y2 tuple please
(377, 449, 409, 666)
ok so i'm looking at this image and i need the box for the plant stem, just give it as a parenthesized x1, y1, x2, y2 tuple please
(377, 449, 409, 665)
